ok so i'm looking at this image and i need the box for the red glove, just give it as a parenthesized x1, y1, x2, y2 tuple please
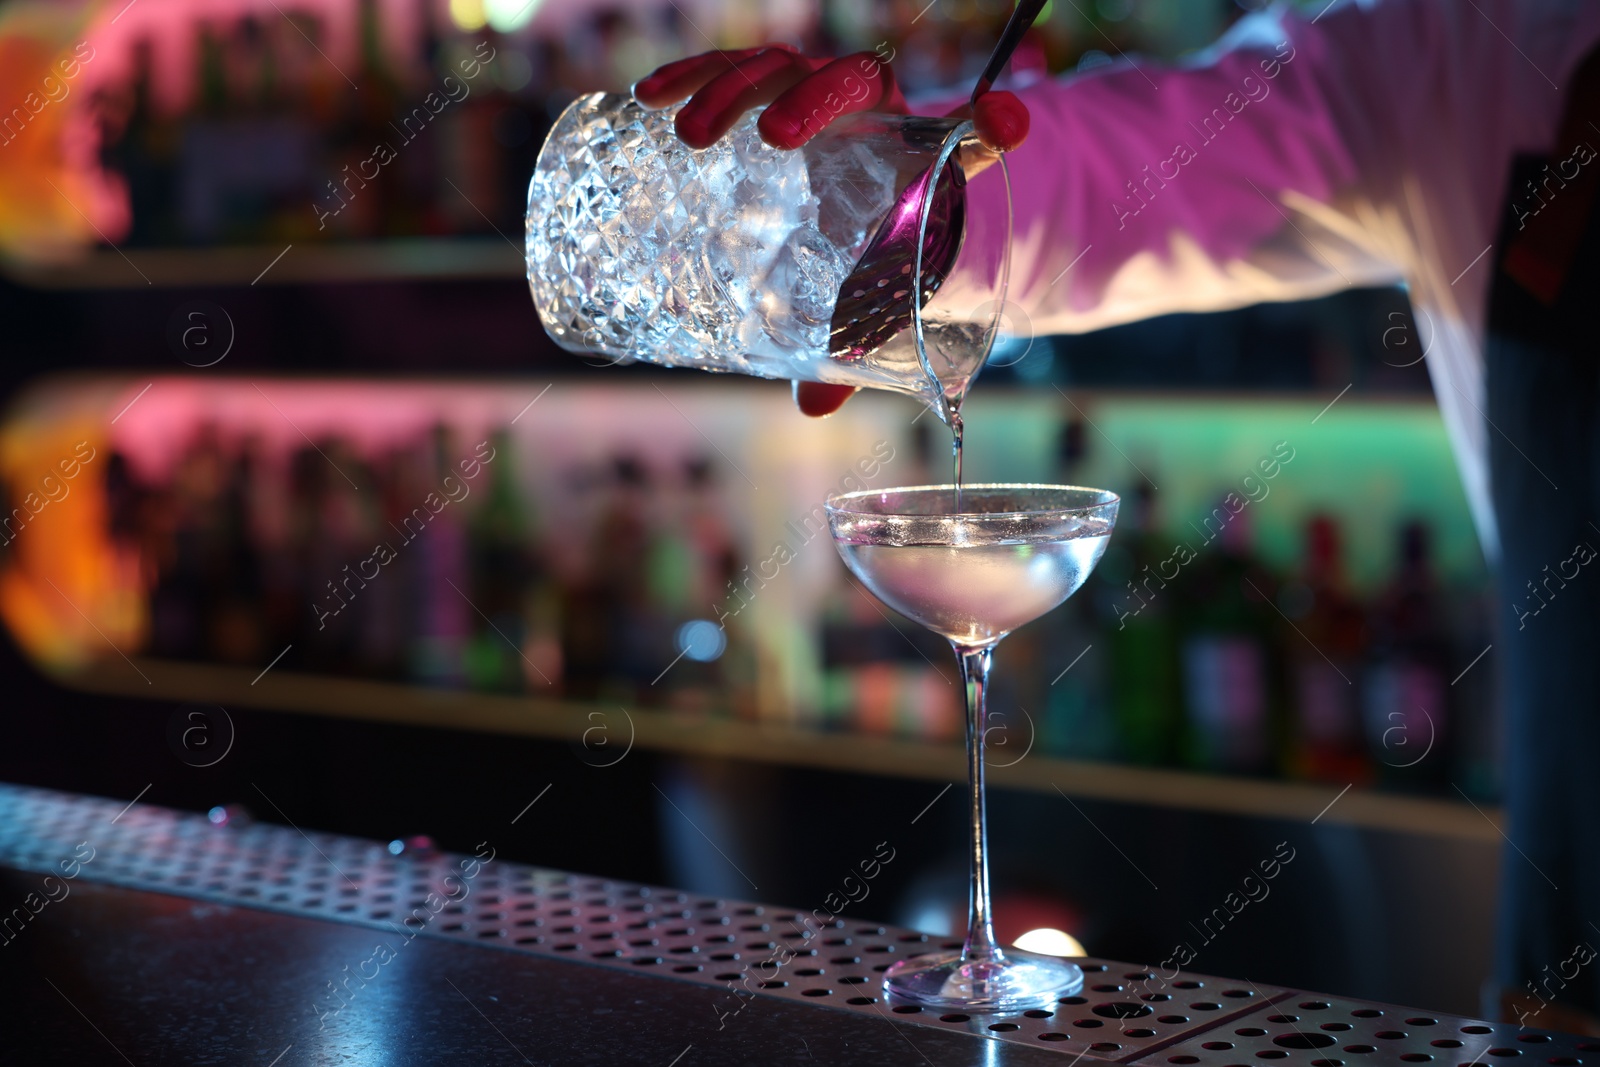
(635, 46, 1030, 417)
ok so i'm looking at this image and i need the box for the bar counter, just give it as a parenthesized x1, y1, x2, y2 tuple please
(0, 784, 1585, 1065)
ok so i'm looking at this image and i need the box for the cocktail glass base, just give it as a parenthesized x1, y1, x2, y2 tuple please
(883, 949, 1084, 1012)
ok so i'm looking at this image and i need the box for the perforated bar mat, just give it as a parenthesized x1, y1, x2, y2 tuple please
(1, 783, 1591, 1064)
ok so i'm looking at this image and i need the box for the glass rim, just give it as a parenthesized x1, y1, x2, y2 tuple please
(824, 483, 1120, 520)
(613, 91, 978, 147)
(827, 108, 976, 141)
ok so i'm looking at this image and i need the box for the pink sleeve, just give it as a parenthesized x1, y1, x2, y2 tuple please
(931, 0, 1600, 339)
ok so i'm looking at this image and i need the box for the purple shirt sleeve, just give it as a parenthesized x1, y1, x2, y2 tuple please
(925, 0, 1600, 555)
(935, 0, 1599, 330)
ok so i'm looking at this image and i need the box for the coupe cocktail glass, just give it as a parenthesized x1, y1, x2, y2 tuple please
(825, 484, 1119, 1011)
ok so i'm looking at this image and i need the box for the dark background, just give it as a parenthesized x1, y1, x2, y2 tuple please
(0, 0, 1490, 1023)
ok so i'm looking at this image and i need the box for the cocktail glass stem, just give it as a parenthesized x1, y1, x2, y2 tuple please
(957, 642, 1004, 970)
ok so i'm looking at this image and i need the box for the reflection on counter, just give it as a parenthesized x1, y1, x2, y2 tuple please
(0, 376, 1498, 801)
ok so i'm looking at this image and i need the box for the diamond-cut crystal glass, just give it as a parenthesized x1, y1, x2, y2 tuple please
(525, 93, 1012, 420)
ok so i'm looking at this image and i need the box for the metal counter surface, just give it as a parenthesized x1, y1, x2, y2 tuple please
(0, 783, 1585, 1066)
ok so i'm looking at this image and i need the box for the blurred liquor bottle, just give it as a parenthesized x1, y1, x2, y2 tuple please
(208, 441, 268, 664)
(94, 0, 526, 245)
(464, 428, 538, 691)
(310, 437, 378, 671)
(436, 40, 509, 235)
(347, 0, 405, 236)
(1363, 520, 1450, 788)
(817, 567, 953, 739)
(1176, 499, 1284, 775)
(180, 16, 321, 243)
(1102, 477, 1182, 766)
(102, 451, 143, 580)
(146, 431, 210, 659)
(637, 458, 719, 709)
(1284, 514, 1373, 784)
(196, 22, 227, 115)
(682, 458, 739, 611)
(101, 39, 178, 245)
(558, 461, 613, 699)
(408, 0, 451, 236)
(1040, 418, 1115, 760)
(589, 455, 661, 701)
(360, 445, 418, 677)
(408, 424, 471, 685)
(666, 458, 744, 709)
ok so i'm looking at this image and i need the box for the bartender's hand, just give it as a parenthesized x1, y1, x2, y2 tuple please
(635, 46, 1030, 418)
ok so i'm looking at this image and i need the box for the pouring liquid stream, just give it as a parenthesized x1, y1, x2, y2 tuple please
(950, 408, 965, 512)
